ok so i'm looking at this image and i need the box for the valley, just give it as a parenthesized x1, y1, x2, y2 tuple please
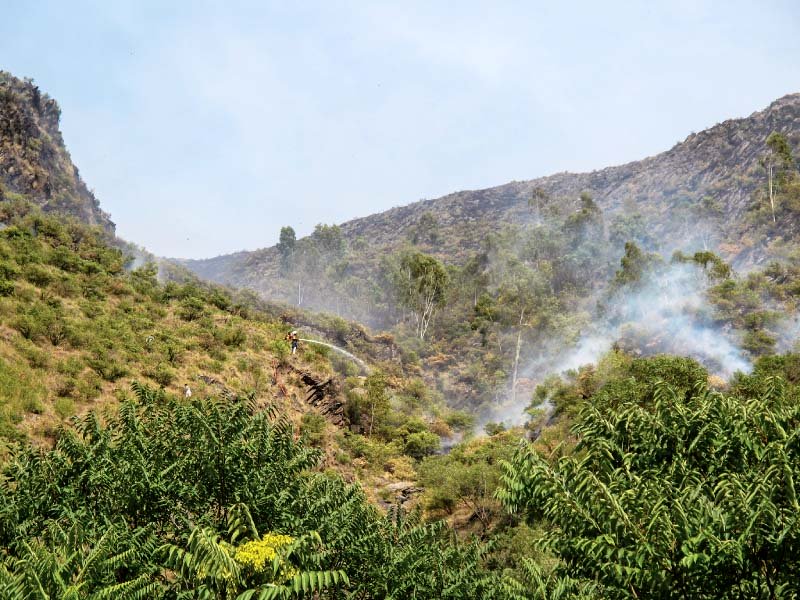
(1, 68, 800, 598)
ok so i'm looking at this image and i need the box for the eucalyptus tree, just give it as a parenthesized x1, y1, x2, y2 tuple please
(760, 131, 795, 223)
(277, 226, 296, 274)
(388, 250, 449, 340)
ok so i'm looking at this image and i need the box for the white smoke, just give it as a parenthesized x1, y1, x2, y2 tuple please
(599, 262, 751, 377)
(777, 314, 800, 353)
(492, 261, 752, 428)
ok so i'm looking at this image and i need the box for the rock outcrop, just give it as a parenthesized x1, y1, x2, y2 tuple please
(0, 71, 114, 232)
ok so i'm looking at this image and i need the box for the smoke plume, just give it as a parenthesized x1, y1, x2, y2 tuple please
(495, 261, 752, 427)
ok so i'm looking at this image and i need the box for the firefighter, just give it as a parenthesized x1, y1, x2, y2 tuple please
(285, 330, 299, 355)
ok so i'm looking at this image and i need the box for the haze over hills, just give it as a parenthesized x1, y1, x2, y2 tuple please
(178, 91, 800, 426)
(2, 57, 800, 597)
(185, 92, 800, 294)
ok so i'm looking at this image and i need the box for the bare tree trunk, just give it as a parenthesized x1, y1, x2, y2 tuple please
(368, 401, 375, 437)
(416, 288, 437, 340)
(511, 308, 525, 406)
(768, 162, 776, 223)
(700, 228, 709, 251)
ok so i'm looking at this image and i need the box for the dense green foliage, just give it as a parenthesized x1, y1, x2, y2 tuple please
(0, 384, 502, 598)
(499, 363, 800, 598)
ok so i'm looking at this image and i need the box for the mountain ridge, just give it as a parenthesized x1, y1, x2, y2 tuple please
(184, 92, 800, 293)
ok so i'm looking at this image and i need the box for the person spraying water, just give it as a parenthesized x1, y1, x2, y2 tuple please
(281, 330, 370, 373)
(284, 330, 299, 355)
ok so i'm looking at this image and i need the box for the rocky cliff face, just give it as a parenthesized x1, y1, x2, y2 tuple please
(0, 71, 114, 232)
(186, 93, 800, 294)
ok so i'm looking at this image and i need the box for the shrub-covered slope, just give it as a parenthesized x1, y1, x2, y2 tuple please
(0, 201, 330, 443)
(0, 201, 482, 513)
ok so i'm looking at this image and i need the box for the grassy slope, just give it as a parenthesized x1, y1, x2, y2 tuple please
(0, 202, 483, 515)
(0, 208, 329, 442)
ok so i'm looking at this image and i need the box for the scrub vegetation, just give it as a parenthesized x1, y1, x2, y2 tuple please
(2, 71, 800, 598)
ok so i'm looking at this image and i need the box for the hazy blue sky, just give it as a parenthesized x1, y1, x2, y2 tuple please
(2, 1, 799, 258)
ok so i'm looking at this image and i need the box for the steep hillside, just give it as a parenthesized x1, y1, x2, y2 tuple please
(2, 70, 800, 600)
(0, 202, 486, 509)
(0, 73, 477, 503)
(0, 72, 113, 232)
(186, 93, 800, 291)
(181, 94, 800, 423)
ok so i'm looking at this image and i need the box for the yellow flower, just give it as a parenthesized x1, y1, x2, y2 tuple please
(234, 533, 294, 580)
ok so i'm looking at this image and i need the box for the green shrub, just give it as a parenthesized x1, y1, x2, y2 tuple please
(14, 313, 42, 341)
(204, 359, 224, 374)
(330, 316, 351, 342)
(148, 363, 176, 387)
(300, 412, 327, 447)
(199, 332, 227, 361)
(76, 372, 103, 401)
(51, 274, 79, 297)
(179, 297, 206, 321)
(0, 279, 14, 296)
(54, 397, 75, 419)
(404, 378, 429, 402)
(57, 357, 84, 376)
(16, 341, 50, 369)
(445, 410, 475, 431)
(23, 264, 52, 286)
(56, 377, 77, 398)
(270, 339, 290, 364)
(484, 422, 506, 436)
(81, 276, 107, 300)
(220, 326, 246, 348)
(44, 317, 71, 346)
(307, 341, 330, 359)
(402, 350, 420, 366)
(208, 290, 231, 311)
(79, 300, 104, 319)
(50, 246, 86, 273)
(628, 355, 708, 390)
(165, 344, 183, 365)
(0, 260, 20, 280)
(21, 395, 44, 414)
(404, 431, 440, 459)
(87, 350, 128, 382)
(331, 354, 359, 377)
(0, 358, 46, 427)
(742, 329, 777, 356)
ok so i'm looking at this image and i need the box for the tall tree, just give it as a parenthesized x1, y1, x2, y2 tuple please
(496, 264, 549, 407)
(277, 226, 296, 274)
(761, 131, 794, 223)
(389, 250, 449, 340)
(527, 187, 549, 223)
(311, 223, 345, 260)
